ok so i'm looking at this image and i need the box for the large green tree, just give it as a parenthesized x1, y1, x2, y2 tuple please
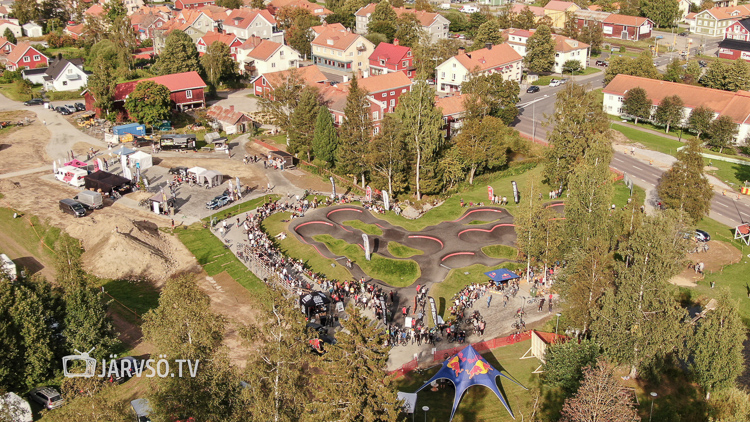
(460, 72, 520, 125)
(393, 79, 444, 200)
(578, 22, 603, 55)
(471, 20, 503, 51)
(201, 41, 238, 89)
(641, 0, 680, 27)
(657, 138, 713, 223)
(654, 94, 684, 133)
(542, 339, 601, 394)
(366, 115, 408, 197)
(524, 24, 555, 73)
(289, 86, 321, 162)
(394, 13, 422, 48)
(688, 105, 715, 140)
(2, 28, 15, 45)
(258, 68, 305, 140)
(312, 105, 339, 168)
(708, 115, 738, 153)
(455, 116, 525, 184)
(63, 284, 117, 362)
(621, 86, 652, 124)
(124, 81, 172, 127)
(701, 60, 750, 92)
(155, 30, 202, 76)
(336, 76, 372, 187)
(368, 0, 398, 41)
(514, 178, 564, 280)
(604, 52, 660, 84)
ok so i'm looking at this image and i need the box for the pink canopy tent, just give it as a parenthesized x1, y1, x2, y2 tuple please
(64, 159, 88, 168)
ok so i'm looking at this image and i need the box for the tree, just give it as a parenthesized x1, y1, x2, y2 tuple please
(562, 59, 581, 75)
(708, 115, 738, 153)
(653, 94, 684, 132)
(104, 0, 126, 23)
(542, 339, 601, 394)
(657, 138, 713, 224)
(605, 52, 660, 84)
(561, 11, 579, 38)
(471, 20, 503, 51)
(578, 22, 603, 55)
(460, 72, 520, 125)
(513, 6, 537, 30)
(258, 69, 305, 138)
(524, 25, 555, 73)
(368, 0, 398, 41)
(124, 81, 172, 128)
(289, 86, 320, 161)
(201, 41, 237, 89)
(414, 0, 433, 12)
(336, 76, 372, 187)
(312, 105, 339, 168)
(700, 61, 729, 91)
(592, 211, 689, 378)
(3, 28, 15, 44)
(663, 59, 684, 83)
(108, 15, 139, 69)
(698, 60, 750, 92)
(514, 178, 564, 280)
(215, 0, 242, 7)
(63, 285, 117, 361)
(559, 360, 641, 422)
(641, 0, 680, 27)
(444, 10, 468, 33)
(466, 11, 488, 36)
(412, 36, 461, 78)
(12, 0, 39, 25)
(393, 79, 443, 200)
(42, 384, 129, 422)
(394, 13, 422, 48)
(54, 233, 85, 291)
(455, 116, 524, 184)
(684, 291, 746, 399)
(155, 30, 202, 76)
(249, 0, 265, 8)
(279, 7, 320, 57)
(684, 60, 702, 85)
(621, 86, 652, 124)
(707, 387, 750, 421)
(367, 115, 408, 197)
(688, 105, 714, 140)
(14, 79, 32, 102)
(544, 83, 610, 189)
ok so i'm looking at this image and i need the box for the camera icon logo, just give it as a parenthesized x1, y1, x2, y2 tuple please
(62, 347, 97, 378)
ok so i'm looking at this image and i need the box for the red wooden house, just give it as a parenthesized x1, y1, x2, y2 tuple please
(253, 65, 328, 99)
(174, 0, 215, 10)
(719, 18, 750, 61)
(368, 40, 415, 79)
(319, 83, 386, 134)
(83, 71, 207, 118)
(196, 31, 243, 60)
(5, 42, 48, 71)
(341, 71, 412, 113)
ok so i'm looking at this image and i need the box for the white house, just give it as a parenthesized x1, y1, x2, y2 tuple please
(223, 9, 284, 43)
(0, 19, 21, 38)
(22, 22, 42, 37)
(603, 74, 750, 144)
(503, 29, 589, 74)
(354, 4, 449, 42)
(435, 44, 523, 93)
(236, 37, 301, 76)
(22, 58, 88, 91)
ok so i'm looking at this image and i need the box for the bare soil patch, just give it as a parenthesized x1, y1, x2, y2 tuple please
(670, 240, 742, 287)
(0, 111, 51, 174)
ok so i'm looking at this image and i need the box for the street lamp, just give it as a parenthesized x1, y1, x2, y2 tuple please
(555, 313, 562, 335)
(422, 406, 430, 422)
(649, 392, 658, 422)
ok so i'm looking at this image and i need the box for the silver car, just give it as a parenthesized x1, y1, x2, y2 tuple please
(29, 387, 64, 410)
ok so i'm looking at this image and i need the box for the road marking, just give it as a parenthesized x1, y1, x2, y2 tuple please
(718, 202, 730, 208)
(631, 165, 643, 171)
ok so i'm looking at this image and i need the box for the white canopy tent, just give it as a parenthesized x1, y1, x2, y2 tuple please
(202, 170, 223, 187)
(111, 146, 136, 156)
(129, 151, 153, 170)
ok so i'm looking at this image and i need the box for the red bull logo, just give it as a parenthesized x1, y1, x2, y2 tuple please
(467, 360, 492, 379)
(447, 356, 462, 377)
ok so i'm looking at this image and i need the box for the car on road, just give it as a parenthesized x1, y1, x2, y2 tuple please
(74, 102, 85, 111)
(133, 137, 152, 148)
(29, 387, 64, 410)
(64, 104, 77, 113)
(679, 31, 689, 36)
(595, 60, 608, 67)
(206, 194, 232, 210)
(55, 106, 72, 115)
(24, 98, 44, 106)
(549, 79, 561, 87)
(526, 85, 540, 93)
(695, 229, 711, 242)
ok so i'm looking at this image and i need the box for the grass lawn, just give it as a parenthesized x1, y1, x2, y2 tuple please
(261, 212, 353, 282)
(431, 263, 525, 319)
(481, 245, 518, 260)
(612, 117, 697, 142)
(468, 219, 499, 225)
(612, 123, 684, 156)
(532, 75, 554, 86)
(202, 195, 281, 223)
(394, 341, 541, 422)
(376, 163, 549, 232)
(98, 278, 160, 324)
(0, 83, 43, 102)
(0, 207, 61, 262)
(176, 224, 267, 297)
(612, 180, 646, 209)
(46, 90, 85, 102)
(312, 234, 420, 287)
(387, 241, 423, 258)
(704, 157, 750, 189)
(572, 66, 601, 76)
(342, 219, 383, 235)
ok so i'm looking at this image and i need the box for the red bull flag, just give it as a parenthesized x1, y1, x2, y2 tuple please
(488, 186, 494, 201)
(414, 344, 526, 420)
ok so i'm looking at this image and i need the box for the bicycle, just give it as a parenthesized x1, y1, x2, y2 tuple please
(506, 330, 525, 343)
(527, 297, 539, 304)
(511, 319, 526, 330)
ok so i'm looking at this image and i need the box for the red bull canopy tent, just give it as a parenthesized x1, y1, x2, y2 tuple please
(415, 344, 526, 420)
(484, 268, 521, 282)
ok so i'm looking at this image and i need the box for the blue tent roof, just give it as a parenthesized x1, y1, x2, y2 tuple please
(415, 344, 526, 420)
(484, 268, 521, 281)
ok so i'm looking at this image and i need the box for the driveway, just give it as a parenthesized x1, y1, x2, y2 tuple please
(209, 88, 262, 114)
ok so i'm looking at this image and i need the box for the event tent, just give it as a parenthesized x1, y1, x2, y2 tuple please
(129, 151, 153, 170)
(202, 170, 223, 187)
(84, 171, 131, 194)
(484, 269, 521, 282)
(111, 146, 136, 156)
(415, 344, 526, 420)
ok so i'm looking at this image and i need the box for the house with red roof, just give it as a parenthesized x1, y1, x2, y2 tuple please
(5, 42, 48, 71)
(196, 30, 243, 60)
(311, 22, 345, 36)
(435, 44, 523, 93)
(368, 40, 415, 79)
(311, 27, 375, 73)
(502, 28, 589, 74)
(0, 37, 14, 55)
(435, 93, 467, 139)
(719, 17, 750, 60)
(236, 37, 301, 76)
(603, 74, 750, 144)
(574, 10, 654, 40)
(64, 23, 87, 40)
(84, 4, 105, 19)
(175, 0, 216, 10)
(355, 5, 449, 42)
(129, 13, 167, 40)
(207, 104, 254, 133)
(223, 8, 283, 43)
(341, 71, 412, 113)
(253, 65, 327, 99)
(267, 0, 332, 19)
(83, 71, 207, 118)
(319, 83, 387, 134)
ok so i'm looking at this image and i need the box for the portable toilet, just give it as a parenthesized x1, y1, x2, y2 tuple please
(113, 123, 146, 137)
(0, 254, 17, 281)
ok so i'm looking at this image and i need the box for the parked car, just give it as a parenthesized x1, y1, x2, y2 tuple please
(549, 79, 561, 87)
(679, 31, 689, 36)
(206, 194, 231, 210)
(23, 98, 44, 106)
(59, 198, 86, 217)
(695, 229, 711, 242)
(29, 387, 64, 410)
(698, 60, 707, 68)
(56, 106, 72, 115)
(168, 166, 188, 176)
(74, 102, 85, 111)
(133, 137, 152, 148)
(108, 356, 138, 384)
(64, 104, 77, 113)
(595, 60, 608, 67)
(526, 85, 540, 93)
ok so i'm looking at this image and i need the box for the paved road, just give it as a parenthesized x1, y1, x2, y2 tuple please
(513, 71, 750, 228)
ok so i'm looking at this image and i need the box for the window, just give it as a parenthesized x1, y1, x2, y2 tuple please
(186, 90, 193, 99)
(262, 78, 266, 86)
(441, 72, 445, 77)
(271, 63, 276, 68)
(402, 60, 407, 67)
(452, 73, 456, 80)
(63, 80, 67, 85)
(402, 88, 406, 93)
(390, 99, 395, 107)
(358, 62, 361, 66)
(280, 50, 284, 57)
(380, 59, 385, 65)
(390, 91, 394, 95)
(381, 93, 386, 98)
(23, 56, 29, 62)
(374, 126, 380, 134)
(373, 111, 379, 120)
(407, 71, 412, 77)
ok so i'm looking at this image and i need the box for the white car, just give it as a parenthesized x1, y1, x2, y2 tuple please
(549, 79, 561, 87)
(460, 5, 478, 13)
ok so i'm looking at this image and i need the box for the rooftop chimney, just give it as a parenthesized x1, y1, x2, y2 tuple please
(486, 43, 492, 50)
(393, 38, 399, 46)
(458, 46, 466, 54)
(229, 105, 235, 111)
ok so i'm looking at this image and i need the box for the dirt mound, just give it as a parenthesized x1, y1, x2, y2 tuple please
(670, 240, 742, 287)
(610, 130, 630, 145)
(0, 115, 51, 174)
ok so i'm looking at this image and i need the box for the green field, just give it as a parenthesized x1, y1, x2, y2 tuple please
(342, 219, 383, 235)
(312, 234, 420, 287)
(612, 123, 685, 156)
(202, 195, 280, 223)
(481, 245, 518, 260)
(99, 278, 160, 324)
(176, 224, 267, 297)
(704, 158, 750, 190)
(387, 241, 423, 258)
(394, 341, 541, 422)
(0, 207, 61, 262)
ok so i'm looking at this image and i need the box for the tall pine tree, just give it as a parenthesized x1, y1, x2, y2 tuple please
(313, 105, 339, 168)
(289, 86, 321, 161)
(657, 138, 713, 224)
(336, 76, 372, 187)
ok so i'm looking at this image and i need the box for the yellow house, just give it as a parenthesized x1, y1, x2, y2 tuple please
(311, 27, 375, 74)
(543, 1, 581, 28)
